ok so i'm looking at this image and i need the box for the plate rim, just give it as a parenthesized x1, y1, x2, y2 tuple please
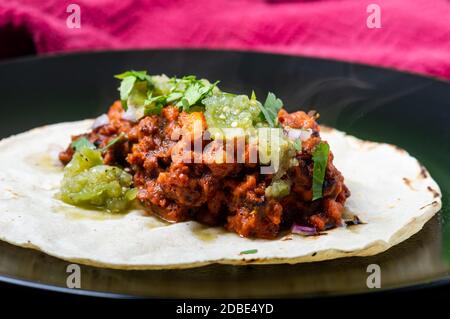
(0, 48, 448, 298)
(0, 47, 449, 85)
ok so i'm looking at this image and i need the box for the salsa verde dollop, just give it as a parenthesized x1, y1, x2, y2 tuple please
(58, 147, 137, 213)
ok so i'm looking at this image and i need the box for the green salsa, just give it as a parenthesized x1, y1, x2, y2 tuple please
(203, 93, 263, 130)
(203, 92, 298, 198)
(265, 179, 291, 198)
(261, 132, 297, 199)
(58, 147, 136, 213)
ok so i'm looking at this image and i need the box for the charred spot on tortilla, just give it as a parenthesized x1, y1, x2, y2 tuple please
(4, 188, 21, 199)
(402, 177, 416, 191)
(419, 165, 429, 179)
(419, 201, 439, 210)
(427, 186, 440, 199)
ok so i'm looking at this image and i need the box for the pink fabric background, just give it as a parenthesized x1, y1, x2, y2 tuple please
(1, 0, 450, 79)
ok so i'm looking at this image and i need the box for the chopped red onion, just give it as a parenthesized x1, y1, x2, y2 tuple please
(92, 114, 109, 129)
(286, 128, 302, 140)
(291, 224, 318, 236)
(121, 105, 145, 122)
(300, 129, 312, 141)
(121, 108, 138, 122)
(285, 128, 313, 142)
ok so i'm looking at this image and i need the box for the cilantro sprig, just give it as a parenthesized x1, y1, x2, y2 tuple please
(71, 137, 95, 152)
(115, 70, 284, 129)
(258, 92, 283, 127)
(178, 80, 219, 111)
(71, 133, 127, 154)
(311, 142, 330, 201)
(101, 132, 127, 152)
(115, 70, 152, 111)
(144, 93, 165, 115)
(114, 71, 218, 116)
(114, 70, 152, 82)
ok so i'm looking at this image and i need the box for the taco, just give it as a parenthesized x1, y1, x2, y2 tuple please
(0, 71, 442, 269)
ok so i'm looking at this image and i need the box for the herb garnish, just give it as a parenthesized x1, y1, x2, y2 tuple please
(258, 92, 283, 127)
(240, 249, 258, 255)
(101, 132, 126, 152)
(71, 137, 95, 151)
(71, 133, 126, 154)
(115, 71, 153, 111)
(293, 139, 302, 151)
(175, 78, 219, 111)
(118, 76, 136, 108)
(144, 93, 165, 115)
(114, 71, 218, 115)
(312, 142, 330, 201)
(114, 70, 152, 82)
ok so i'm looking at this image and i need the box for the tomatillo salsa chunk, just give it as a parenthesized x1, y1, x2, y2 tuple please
(203, 93, 262, 129)
(58, 147, 137, 213)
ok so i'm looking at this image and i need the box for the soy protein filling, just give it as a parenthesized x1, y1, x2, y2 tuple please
(59, 72, 350, 239)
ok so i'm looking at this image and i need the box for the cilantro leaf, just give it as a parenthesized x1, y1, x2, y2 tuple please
(118, 76, 136, 110)
(175, 79, 218, 111)
(144, 93, 165, 115)
(114, 70, 219, 115)
(114, 70, 151, 82)
(312, 142, 330, 201)
(166, 92, 183, 103)
(183, 82, 204, 107)
(101, 133, 126, 152)
(180, 98, 190, 111)
(258, 92, 283, 127)
(240, 249, 258, 255)
(115, 71, 153, 111)
(293, 139, 302, 151)
(71, 137, 96, 152)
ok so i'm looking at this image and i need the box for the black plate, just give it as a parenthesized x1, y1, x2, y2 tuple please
(0, 49, 449, 298)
